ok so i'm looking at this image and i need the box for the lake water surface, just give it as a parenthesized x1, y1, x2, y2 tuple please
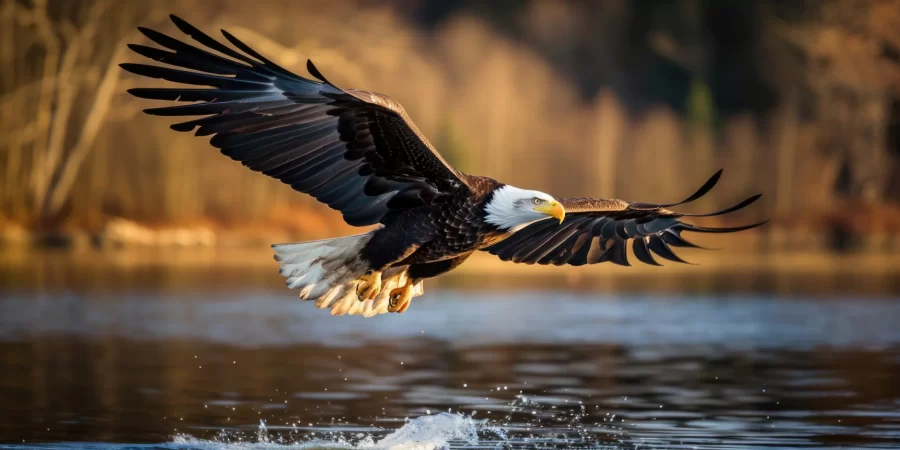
(0, 251, 898, 449)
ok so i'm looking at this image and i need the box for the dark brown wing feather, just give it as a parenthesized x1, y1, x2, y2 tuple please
(484, 170, 766, 266)
(121, 15, 470, 227)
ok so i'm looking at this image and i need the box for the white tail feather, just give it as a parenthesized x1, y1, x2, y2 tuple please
(272, 233, 424, 317)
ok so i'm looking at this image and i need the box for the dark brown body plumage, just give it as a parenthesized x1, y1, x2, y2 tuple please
(361, 176, 506, 280)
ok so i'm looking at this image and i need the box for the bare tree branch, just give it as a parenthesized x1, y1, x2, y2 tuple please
(41, 0, 112, 214)
(45, 37, 130, 216)
(28, 0, 61, 211)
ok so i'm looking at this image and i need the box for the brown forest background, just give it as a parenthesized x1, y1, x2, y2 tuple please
(2, 0, 900, 251)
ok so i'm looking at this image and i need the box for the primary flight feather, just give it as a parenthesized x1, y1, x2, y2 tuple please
(122, 15, 766, 317)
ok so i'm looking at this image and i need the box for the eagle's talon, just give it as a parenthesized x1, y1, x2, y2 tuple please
(397, 297, 412, 313)
(356, 270, 382, 300)
(388, 282, 414, 313)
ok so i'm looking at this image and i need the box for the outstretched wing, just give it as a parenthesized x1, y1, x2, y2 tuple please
(121, 15, 470, 227)
(484, 170, 766, 266)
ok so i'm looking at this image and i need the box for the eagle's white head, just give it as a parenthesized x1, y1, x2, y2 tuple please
(484, 185, 566, 230)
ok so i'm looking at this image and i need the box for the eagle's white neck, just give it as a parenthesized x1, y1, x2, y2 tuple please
(484, 185, 555, 230)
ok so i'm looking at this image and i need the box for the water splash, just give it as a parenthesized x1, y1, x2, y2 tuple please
(167, 392, 633, 450)
(362, 413, 481, 450)
(256, 420, 269, 445)
(172, 413, 486, 450)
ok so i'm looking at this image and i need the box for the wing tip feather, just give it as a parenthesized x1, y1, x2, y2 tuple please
(169, 14, 198, 36)
(661, 168, 724, 207)
(306, 59, 331, 84)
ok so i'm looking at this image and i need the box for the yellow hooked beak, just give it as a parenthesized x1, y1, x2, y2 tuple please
(535, 200, 566, 224)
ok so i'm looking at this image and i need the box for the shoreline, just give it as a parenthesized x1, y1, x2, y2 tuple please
(2, 243, 898, 275)
(2, 246, 898, 298)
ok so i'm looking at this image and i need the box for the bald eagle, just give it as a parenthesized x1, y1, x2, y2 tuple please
(122, 16, 765, 317)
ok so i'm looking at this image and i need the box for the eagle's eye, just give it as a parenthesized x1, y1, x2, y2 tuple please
(532, 198, 543, 205)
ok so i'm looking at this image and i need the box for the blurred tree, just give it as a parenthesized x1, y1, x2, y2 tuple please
(0, 0, 175, 225)
(687, 78, 714, 130)
(435, 117, 470, 173)
(769, 0, 900, 203)
(410, 0, 777, 117)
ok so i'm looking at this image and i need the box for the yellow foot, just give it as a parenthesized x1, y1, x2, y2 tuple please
(388, 280, 416, 313)
(356, 270, 382, 300)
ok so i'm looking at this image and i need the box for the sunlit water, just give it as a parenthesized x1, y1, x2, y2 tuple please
(1, 253, 899, 449)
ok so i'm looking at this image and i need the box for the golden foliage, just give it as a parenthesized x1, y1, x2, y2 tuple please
(1, 0, 898, 242)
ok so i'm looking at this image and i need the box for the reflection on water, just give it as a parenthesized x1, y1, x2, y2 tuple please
(2, 248, 900, 297)
(0, 251, 899, 449)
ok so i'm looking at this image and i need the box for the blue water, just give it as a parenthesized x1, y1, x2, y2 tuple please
(1, 289, 899, 449)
